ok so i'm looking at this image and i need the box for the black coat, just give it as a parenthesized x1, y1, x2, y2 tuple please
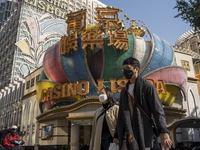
(115, 76, 169, 149)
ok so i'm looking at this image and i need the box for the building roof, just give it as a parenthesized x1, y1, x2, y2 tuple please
(174, 46, 200, 59)
(176, 29, 200, 45)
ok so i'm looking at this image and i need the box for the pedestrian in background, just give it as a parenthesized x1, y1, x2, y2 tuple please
(89, 87, 119, 150)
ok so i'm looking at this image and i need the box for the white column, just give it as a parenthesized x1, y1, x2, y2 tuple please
(34, 121, 40, 150)
(70, 123, 80, 150)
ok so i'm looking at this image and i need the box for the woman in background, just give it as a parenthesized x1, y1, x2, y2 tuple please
(89, 87, 119, 150)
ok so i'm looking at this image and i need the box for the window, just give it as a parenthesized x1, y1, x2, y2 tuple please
(36, 75, 40, 83)
(31, 78, 35, 87)
(26, 80, 30, 90)
(190, 36, 197, 43)
(180, 42, 186, 48)
(191, 43, 198, 51)
(194, 62, 200, 75)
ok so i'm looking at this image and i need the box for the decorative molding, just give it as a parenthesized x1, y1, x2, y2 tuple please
(37, 98, 100, 122)
(174, 46, 200, 59)
(66, 116, 94, 120)
(187, 77, 199, 82)
(22, 90, 36, 100)
(164, 106, 187, 117)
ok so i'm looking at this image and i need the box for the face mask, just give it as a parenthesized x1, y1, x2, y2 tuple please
(99, 94, 108, 103)
(123, 69, 134, 79)
(11, 129, 17, 134)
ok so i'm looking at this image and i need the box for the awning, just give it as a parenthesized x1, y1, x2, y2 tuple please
(168, 117, 200, 130)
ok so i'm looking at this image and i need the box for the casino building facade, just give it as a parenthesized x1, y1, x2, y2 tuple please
(0, 2, 200, 150)
(176, 29, 200, 96)
(21, 7, 200, 150)
(0, 0, 106, 148)
(176, 29, 200, 55)
(0, 0, 106, 90)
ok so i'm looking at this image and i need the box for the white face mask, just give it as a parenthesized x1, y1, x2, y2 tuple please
(99, 94, 108, 103)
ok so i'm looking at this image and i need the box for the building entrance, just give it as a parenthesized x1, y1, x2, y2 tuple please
(70, 121, 92, 150)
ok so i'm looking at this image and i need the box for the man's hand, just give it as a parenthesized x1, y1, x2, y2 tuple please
(160, 133, 172, 150)
(113, 138, 119, 145)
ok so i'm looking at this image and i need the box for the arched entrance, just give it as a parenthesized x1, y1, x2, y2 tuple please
(168, 117, 200, 148)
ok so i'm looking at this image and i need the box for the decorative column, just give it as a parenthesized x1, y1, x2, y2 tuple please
(34, 121, 40, 150)
(83, 126, 91, 146)
(170, 129, 176, 148)
(70, 122, 80, 150)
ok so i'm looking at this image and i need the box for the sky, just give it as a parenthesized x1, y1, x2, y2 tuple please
(99, 0, 191, 45)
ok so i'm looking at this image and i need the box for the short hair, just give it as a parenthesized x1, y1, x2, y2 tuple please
(122, 57, 140, 69)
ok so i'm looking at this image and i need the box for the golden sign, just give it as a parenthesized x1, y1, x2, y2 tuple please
(66, 9, 87, 35)
(81, 29, 103, 49)
(60, 34, 78, 54)
(95, 6, 128, 50)
(108, 30, 129, 50)
(41, 81, 89, 102)
(60, 7, 139, 53)
(146, 79, 168, 94)
(60, 9, 86, 54)
(40, 78, 168, 102)
(96, 6, 122, 30)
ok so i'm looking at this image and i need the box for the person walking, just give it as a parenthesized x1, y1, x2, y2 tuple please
(89, 87, 119, 150)
(113, 57, 172, 150)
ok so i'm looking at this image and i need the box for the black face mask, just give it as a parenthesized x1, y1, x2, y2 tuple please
(123, 69, 134, 79)
(11, 129, 17, 134)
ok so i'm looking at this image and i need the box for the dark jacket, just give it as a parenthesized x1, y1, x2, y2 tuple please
(115, 75, 168, 149)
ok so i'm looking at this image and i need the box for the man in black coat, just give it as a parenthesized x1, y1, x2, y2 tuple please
(113, 57, 172, 150)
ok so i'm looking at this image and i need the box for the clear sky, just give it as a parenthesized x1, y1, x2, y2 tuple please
(99, 0, 191, 45)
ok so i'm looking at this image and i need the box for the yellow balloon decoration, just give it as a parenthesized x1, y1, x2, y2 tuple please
(36, 80, 58, 102)
(36, 80, 84, 103)
(158, 85, 180, 106)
